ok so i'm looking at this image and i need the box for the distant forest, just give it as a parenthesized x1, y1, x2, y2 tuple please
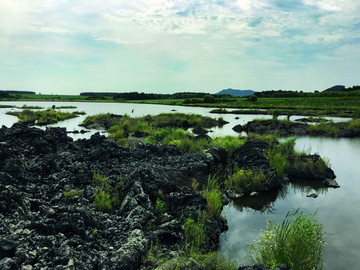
(80, 92, 216, 100)
(81, 86, 360, 100)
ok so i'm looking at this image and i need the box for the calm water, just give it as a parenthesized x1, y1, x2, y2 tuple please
(1, 101, 358, 269)
(0, 101, 258, 139)
(221, 137, 360, 269)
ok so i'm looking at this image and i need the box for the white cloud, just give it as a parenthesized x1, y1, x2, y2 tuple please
(0, 0, 359, 93)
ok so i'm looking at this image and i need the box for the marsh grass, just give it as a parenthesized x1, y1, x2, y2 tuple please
(226, 168, 269, 192)
(201, 176, 223, 218)
(266, 138, 296, 177)
(247, 210, 326, 270)
(184, 211, 207, 254)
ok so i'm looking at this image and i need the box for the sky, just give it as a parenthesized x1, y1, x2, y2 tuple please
(0, 0, 359, 95)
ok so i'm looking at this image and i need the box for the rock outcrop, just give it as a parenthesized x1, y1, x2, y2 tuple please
(0, 124, 227, 269)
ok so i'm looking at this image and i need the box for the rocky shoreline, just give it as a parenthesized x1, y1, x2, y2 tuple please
(242, 119, 360, 138)
(0, 124, 336, 269)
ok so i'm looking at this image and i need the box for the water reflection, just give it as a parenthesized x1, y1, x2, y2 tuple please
(231, 180, 329, 215)
(221, 137, 360, 269)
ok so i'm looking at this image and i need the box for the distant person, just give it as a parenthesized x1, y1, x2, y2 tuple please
(52, 105, 55, 110)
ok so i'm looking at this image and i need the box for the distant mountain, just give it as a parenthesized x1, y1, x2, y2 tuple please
(323, 85, 345, 92)
(215, 88, 256, 97)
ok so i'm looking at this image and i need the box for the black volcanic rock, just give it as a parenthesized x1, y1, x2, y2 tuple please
(0, 125, 227, 269)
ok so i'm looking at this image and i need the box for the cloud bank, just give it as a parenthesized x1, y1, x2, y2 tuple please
(1, 0, 359, 93)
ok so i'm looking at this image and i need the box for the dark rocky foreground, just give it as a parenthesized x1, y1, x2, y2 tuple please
(0, 124, 229, 269)
(0, 124, 336, 269)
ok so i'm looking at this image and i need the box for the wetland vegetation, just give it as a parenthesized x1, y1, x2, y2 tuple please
(6, 109, 85, 125)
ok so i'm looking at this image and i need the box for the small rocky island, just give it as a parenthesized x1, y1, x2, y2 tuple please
(0, 123, 336, 269)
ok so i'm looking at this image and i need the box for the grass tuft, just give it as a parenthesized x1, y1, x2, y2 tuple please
(247, 210, 326, 270)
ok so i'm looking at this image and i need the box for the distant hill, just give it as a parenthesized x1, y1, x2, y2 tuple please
(323, 85, 345, 92)
(215, 88, 255, 97)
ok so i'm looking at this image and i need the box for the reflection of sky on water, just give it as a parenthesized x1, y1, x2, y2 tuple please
(221, 137, 360, 269)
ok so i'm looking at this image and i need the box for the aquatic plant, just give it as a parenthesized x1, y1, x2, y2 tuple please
(247, 210, 326, 270)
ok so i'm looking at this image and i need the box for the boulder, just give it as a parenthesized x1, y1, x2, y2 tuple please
(232, 124, 243, 133)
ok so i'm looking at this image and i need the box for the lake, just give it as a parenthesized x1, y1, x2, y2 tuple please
(1, 101, 358, 269)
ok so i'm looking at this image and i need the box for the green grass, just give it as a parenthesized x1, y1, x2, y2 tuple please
(201, 176, 223, 218)
(307, 120, 340, 136)
(183, 211, 207, 253)
(247, 210, 326, 270)
(226, 168, 270, 193)
(210, 136, 246, 157)
(267, 138, 296, 177)
(93, 173, 120, 211)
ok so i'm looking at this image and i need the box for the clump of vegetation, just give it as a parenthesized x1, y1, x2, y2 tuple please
(155, 198, 167, 215)
(64, 189, 83, 200)
(93, 173, 120, 211)
(226, 168, 270, 193)
(267, 138, 296, 177)
(6, 109, 84, 125)
(201, 176, 223, 218)
(184, 211, 208, 254)
(210, 136, 246, 157)
(247, 210, 326, 270)
(247, 133, 279, 144)
(307, 120, 340, 136)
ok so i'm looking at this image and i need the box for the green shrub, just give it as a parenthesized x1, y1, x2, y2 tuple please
(247, 210, 326, 270)
(155, 198, 167, 215)
(93, 173, 120, 211)
(94, 190, 112, 211)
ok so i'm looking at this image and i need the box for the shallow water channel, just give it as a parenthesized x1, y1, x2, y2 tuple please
(1, 101, 359, 269)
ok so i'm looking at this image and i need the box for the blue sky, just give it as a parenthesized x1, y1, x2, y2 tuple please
(1, 0, 359, 94)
